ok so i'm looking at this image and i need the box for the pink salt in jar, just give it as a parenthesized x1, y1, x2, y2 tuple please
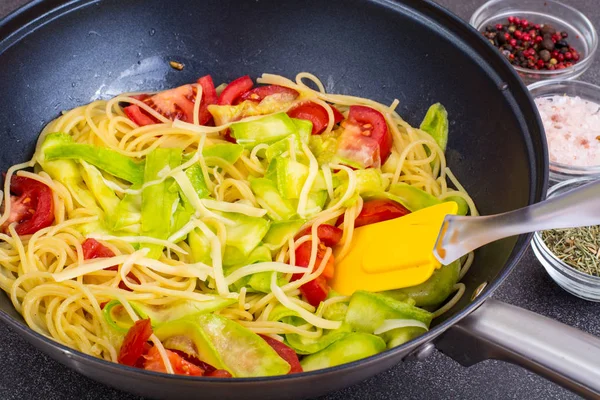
(529, 79, 600, 183)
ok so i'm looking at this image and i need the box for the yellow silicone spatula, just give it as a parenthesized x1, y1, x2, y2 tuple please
(330, 202, 458, 295)
(330, 178, 600, 296)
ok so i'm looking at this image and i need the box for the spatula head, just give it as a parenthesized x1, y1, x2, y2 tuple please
(330, 202, 458, 295)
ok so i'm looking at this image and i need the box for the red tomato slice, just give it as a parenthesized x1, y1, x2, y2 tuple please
(124, 105, 158, 127)
(196, 75, 218, 125)
(130, 94, 150, 101)
(293, 241, 335, 281)
(292, 242, 313, 279)
(299, 275, 329, 307)
(134, 342, 153, 368)
(287, 102, 344, 135)
(118, 319, 153, 367)
(165, 351, 230, 377)
(82, 238, 139, 290)
(144, 84, 196, 122)
(293, 224, 341, 281)
(259, 335, 303, 374)
(0, 176, 54, 235)
(221, 129, 237, 143)
(337, 106, 393, 168)
(291, 242, 335, 290)
(110, 266, 140, 291)
(217, 75, 254, 105)
(143, 346, 205, 376)
(239, 85, 298, 103)
(332, 106, 345, 124)
(353, 199, 410, 228)
(295, 224, 343, 247)
(124, 77, 217, 126)
(82, 238, 115, 259)
(206, 369, 233, 378)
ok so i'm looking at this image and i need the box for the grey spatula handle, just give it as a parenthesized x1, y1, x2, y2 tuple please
(434, 179, 600, 264)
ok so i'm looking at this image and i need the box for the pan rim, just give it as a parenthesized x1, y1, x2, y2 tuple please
(0, 0, 548, 386)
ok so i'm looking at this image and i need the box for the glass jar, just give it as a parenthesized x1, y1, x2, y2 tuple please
(470, 0, 597, 84)
(531, 177, 600, 301)
(528, 79, 600, 184)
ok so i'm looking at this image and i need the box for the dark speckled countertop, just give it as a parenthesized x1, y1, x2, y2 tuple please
(0, 0, 598, 399)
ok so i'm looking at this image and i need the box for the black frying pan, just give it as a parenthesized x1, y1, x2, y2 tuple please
(1, 0, 599, 399)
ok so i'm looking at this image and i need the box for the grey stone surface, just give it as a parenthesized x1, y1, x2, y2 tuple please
(0, 0, 595, 399)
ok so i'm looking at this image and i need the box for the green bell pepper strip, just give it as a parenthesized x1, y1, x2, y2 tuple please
(170, 202, 194, 243)
(345, 290, 432, 334)
(42, 132, 145, 184)
(354, 169, 387, 193)
(102, 300, 149, 333)
(184, 164, 210, 199)
(223, 244, 281, 291)
(363, 183, 469, 216)
(323, 302, 349, 322)
(267, 304, 302, 322)
(334, 169, 386, 202)
(247, 273, 287, 294)
(79, 162, 121, 221)
(322, 291, 349, 322)
(141, 148, 182, 258)
(264, 158, 279, 183)
(390, 183, 469, 215)
(308, 131, 339, 165)
(380, 326, 427, 349)
(38, 134, 99, 211)
(37, 135, 107, 234)
(262, 219, 305, 250)
(246, 246, 288, 293)
(286, 323, 352, 355)
(380, 260, 461, 307)
(169, 167, 204, 242)
(263, 302, 350, 355)
(203, 143, 244, 164)
(230, 113, 298, 148)
(300, 333, 386, 371)
(154, 313, 291, 377)
(444, 195, 469, 216)
(102, 298, 237, 333)
(291, 118, 312, 143)
(226, 245, 270, 289)
(219, 211, 270, 266)
(250, 178, 297, 221)
(264, 119, 311, 163)
(222, 246, 249, 267)
(388, 183, 440, 211)
(289, 191, 328, 218)
(276, 158, 309, 200)
(110, 185, 142, 233)
(307, 190, 327, 210)
(182, 143, 244, 165)
(189, 226, 213, 265)
(420, 103, 449, 152)
(265, 134, 304, 164)
(272, 157, 331, 200)
(223, 212, 271, 257)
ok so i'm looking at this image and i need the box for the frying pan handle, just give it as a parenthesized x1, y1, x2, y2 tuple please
(435, 299, 600, 399)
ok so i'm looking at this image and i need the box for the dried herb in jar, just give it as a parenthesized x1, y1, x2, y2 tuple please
(542, 226, 600, 276)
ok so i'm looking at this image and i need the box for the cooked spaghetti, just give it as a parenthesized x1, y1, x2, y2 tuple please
(0, 72, 477, 377)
